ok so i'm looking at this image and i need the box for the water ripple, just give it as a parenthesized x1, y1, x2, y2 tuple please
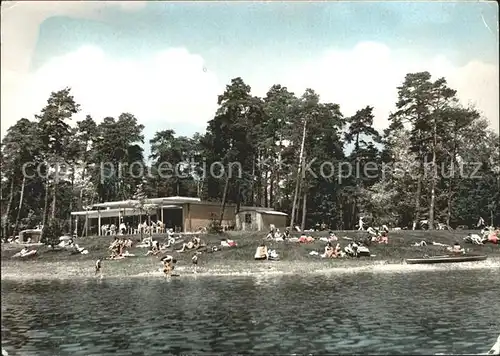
(1, 269, 499, 355)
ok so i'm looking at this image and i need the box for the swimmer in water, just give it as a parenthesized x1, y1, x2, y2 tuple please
(161, 255, 177, 276)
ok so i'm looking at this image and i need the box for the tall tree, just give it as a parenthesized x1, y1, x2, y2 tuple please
(345, 106, 381, 228)
(36, 88, 80, 224)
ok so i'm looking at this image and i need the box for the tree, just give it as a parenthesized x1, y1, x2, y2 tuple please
(132, 179, 148, 240)
(36, 88, 80, 225)
(345, 106, 381, 228)
(203, 77, 264, 223)
(390, 72, 457, 229)
(1, 118, 42, 237)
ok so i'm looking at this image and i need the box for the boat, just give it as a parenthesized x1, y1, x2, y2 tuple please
(488, 334, 500, 355)
(405, 254, 487, 265)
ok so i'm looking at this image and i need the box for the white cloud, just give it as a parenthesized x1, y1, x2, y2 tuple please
(259, 42, 499, 132)
(14, 45, 221, 130)
(1, 1, 148, 136)
(1, 3, 497, 140)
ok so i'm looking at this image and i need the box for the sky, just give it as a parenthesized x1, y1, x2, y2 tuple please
(1, 1, 499, 158)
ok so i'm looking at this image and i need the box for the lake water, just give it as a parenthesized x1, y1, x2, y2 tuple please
(1, 269, 499, 355)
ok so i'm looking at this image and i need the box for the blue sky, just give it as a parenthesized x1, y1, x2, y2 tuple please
(33, 2, 498, 69)
(2, 1, 498, 155)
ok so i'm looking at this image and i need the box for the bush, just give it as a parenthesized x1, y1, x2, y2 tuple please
(207, 218, 223, 234)
(42, 219, 64, 248)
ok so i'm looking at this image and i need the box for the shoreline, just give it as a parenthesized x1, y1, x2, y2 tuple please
(2, 257, 500, 282)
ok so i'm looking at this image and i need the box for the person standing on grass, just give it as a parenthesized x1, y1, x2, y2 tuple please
(95, 259, 102, 276)
(192, 252, 200, 273)
(358, 217, 364, 230)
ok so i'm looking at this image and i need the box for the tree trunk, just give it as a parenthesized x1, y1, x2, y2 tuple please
(290, 118, 307, 229)
(78, 162, 87, 210)
(428, 117, 438, 230)
(412, 174, 422, 230)
(3, 178, 15, 239)
(219, 171, 230, 225)
(301, 189, 307, 231)
(275, 141, 281, 210)
(352, 134, 360, 229)
(139, 211, 143, 240)
(269, 170, 274, 209)
(42, 180, 50, 227)
(251, 154, 256, 206)
(235, 179, 241, 214)
(263, 169, 268, 207)
(14, 175, 26, 235)
(69, 170, 75, 234)
(446, 119, 460, 229)
(50, 179, 58, 222)
(412, 150, 424, 230)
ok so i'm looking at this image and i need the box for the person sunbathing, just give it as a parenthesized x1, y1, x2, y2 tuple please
(334, 243, 342, 257)
(254, 243, 268, 260)
(379, 231, 388, 244)
(265, 230, 275, 240)
(488, 230, 499, 244)
(448, 242, 465, 254)
(328, 231, 338, 241)
(124, 238, 133, 249)
(322, 242, 335, 258)
(145, 240, 161, 256)
(177, 237, 201, 252)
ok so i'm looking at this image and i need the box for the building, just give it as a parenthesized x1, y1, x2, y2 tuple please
(70, 196, 287, 236)
(235, 207, 288, 231)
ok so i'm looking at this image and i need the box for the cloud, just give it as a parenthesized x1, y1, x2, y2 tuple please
(1, 1, 147, 136)
(260, 42, 499, 132)
(2, 45, 221, 134)
(1, 10, 497, 140)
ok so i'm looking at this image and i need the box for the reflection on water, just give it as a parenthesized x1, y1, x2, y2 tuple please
(2, 270, 499, 355)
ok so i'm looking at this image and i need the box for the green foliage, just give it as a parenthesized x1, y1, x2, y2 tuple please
(207, 218, 224, 234)
(1, 72, 499, 235)
(41, 219, 65, 247)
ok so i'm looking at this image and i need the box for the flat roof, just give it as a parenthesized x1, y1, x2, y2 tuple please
(237, 209, 288, 216)
(71, 205, 183, 218)
(91, 196, 201, 209)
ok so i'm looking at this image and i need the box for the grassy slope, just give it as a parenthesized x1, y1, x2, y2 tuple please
(2, 230, 499, 267)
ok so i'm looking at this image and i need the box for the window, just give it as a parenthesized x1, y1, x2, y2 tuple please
(244, 213, 252, 224)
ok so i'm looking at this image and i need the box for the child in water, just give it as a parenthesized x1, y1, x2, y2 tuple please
(162, 255, 177, 276)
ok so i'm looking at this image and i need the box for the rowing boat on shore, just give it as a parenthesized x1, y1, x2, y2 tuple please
(405, 254, 488, 265)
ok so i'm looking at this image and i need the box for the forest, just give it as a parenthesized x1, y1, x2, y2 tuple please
(1, 71, 499, 238)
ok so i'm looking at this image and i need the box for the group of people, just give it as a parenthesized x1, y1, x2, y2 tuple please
(254, 243, 280, 261)
(176, 236, 203, 252)
(100, 220, 168, 236)
(366, 226, 389, 244)
(322, 242, 342, 258)
(265, 226, 291, 241)
(108, 237, 134, 258)
(464, 227, 499, 245)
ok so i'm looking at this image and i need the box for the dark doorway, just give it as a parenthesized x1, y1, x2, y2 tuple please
(162, 208, 183, 232)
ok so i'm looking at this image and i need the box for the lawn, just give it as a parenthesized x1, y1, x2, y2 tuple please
(2, 229, 499, 266)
